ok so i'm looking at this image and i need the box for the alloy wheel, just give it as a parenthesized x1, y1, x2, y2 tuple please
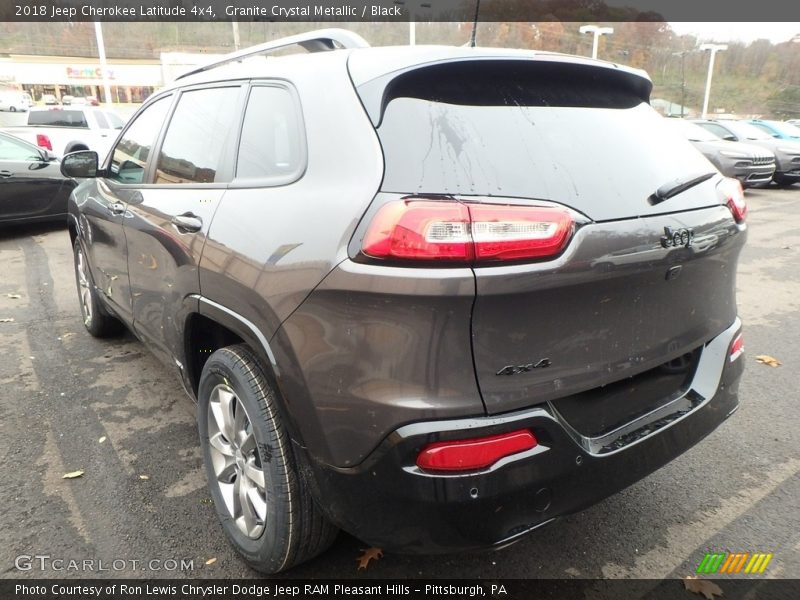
(75, 246, 92, 326)
(207, 383, 268, 539)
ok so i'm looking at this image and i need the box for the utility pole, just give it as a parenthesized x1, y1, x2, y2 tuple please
(672, 51, 690, 118)
(232, 22, 240, 51)
(94, 23, 113, 106)
(579, 25, 614, 59)
(469, 0, 481, 47)
(700, 43, 727, 119)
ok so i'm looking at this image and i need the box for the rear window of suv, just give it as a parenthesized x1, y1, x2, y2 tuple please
(154, 86, 240, 185)
(235, 85, 305, 183)
(28, 110, 88, 128)
(369, 60, 712, 212)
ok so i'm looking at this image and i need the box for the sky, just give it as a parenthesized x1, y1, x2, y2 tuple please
(668, 22, 800, 44)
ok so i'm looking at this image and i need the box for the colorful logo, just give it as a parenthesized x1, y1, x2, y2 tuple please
(697, 552, 773, 574)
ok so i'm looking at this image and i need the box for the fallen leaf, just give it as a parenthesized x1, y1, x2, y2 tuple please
(755, 355, 781, 368)
(0, 318, 14, 323)
(98, 436, 107, 444)
(62, 470, 84, 479)
(204, 558, 217, 566)
(356, 547, 383, 571)
(683, 576, 723, 600)
(139, 475, 150, 480)
(6, 293, 21, 299)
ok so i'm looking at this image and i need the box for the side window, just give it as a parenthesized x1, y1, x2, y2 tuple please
(0, 135, 40, 161)
(105, 112, 125, 130)
(108, 97, 170, 184)
(94, 111, 109, 129)
(750, 122, 772, 136)
(702, 123, 734, 140)
(236, 85, 304, 182)
(154, 87, 240, 184)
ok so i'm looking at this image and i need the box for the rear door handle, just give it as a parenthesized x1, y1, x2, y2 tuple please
(171, 212, 203, 233)
(108, 202, 126, 215)
(0, 170, 12, 178)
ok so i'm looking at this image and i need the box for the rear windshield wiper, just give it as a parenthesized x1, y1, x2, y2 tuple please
(649, 172, 716, 205)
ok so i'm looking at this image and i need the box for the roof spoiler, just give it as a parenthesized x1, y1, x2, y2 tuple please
(176, 28, 369, 81)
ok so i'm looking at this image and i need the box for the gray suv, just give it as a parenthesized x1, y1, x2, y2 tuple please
(693, 118, 800, 185)
(62, 29, 747, 573)
(665, 118, 775, 187)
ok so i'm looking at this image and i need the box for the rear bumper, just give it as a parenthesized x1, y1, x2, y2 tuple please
(304, 320, 744, 553)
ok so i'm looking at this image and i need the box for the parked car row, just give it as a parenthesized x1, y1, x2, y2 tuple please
(2, 93, 101, 108)
(668, 117, 800, 188)
(0, 106, 126, 227)
(62, 95, 101, 106)
(0, 130, 75, 226)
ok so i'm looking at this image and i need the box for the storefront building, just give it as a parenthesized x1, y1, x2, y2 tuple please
(0, 53, 222, 104)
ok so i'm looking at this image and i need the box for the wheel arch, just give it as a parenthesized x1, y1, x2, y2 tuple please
(64, 141, 90, 154)
(184, 296, 283, 399)
(184, 296, 313, 453)
(67, 214, 79, 247)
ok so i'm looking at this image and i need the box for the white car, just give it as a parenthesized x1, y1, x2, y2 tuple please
(0, 91, 33, 112)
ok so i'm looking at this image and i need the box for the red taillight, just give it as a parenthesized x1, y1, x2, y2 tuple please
(730, 333, 744, 362)
(469, 204, 574, 261)
(36, 134, 52, 151)
(362, 199, 574, 264)
(416, 429, 537, 473)
(362, 201, 472, 261)
(718, 177, 746, 223)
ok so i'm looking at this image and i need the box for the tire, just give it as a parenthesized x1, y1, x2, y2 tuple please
(72, 238, 124, 337)
(773, 175, 797, 187)
(198, 344, 337, 573)
(9, 106, 16, 112)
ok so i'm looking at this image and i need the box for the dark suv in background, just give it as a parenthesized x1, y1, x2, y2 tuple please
(62, 29, 747, 573)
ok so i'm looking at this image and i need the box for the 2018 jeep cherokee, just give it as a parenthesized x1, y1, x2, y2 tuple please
(62, 29, 747, 573)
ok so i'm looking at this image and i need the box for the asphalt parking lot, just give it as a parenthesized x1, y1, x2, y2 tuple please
(0, 187, 798, 582)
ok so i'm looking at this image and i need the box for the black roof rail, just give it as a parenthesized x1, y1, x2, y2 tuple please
(176, 28, 370, 81)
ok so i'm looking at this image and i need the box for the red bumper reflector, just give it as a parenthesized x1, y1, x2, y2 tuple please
(416, 429, 537, 472)
(718, 177, 747, 223)
(730, 333, 744, 362)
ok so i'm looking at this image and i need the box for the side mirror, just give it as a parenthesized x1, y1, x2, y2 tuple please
(40, 149, 57, 162)
(723, 135, 737, 142)
(61, 150, 99, 178)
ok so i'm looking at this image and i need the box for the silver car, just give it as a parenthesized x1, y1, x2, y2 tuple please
(693, 119, 800, 186)
(666, 118, 775, 188)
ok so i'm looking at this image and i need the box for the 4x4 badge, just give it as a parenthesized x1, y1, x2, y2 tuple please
(661, 226, 694, 249)
(496, 359, 552, 376)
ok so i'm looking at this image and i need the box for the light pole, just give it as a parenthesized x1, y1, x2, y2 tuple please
(579, 25, 614, 59)
(700, 43, 727, 119)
